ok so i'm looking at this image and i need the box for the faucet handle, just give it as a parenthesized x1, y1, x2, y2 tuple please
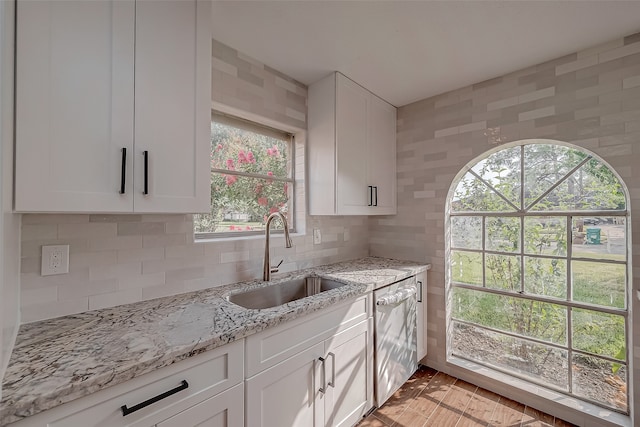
(270, 259, 284, 273)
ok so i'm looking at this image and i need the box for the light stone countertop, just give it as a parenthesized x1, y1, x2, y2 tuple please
(0, 256, 429, 426)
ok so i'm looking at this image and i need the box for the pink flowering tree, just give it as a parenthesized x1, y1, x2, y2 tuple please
(194, 122, 291, 233)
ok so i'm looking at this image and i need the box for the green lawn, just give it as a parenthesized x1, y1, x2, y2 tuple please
(451, 250, 626, 362)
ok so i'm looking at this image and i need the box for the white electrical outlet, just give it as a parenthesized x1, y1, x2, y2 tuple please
(41, 245, 69, 276)
(313, 229, 322, 245)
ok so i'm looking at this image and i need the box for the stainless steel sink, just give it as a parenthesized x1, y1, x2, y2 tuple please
(228, 276, 347, 309)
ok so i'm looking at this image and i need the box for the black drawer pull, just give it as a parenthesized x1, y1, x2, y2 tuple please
(368, 186, 373, 206)
(119, 147, 127, 194)
(417, 280, 423, 303)
(374, 186, 378, 206)
(143, 150, 149, 195)
(121, 380, 188, 416)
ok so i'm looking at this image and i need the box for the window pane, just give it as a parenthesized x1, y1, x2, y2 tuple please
(211, 121, 291, 179)
(451, 251, 482, 285)
(485, 254, 520, 291)
(451, 172, 515, 212)
(470, 146, 521, 209)
(486, 217, 520, 253)
(194, 174, 292, 234)
(572, 261, 625, 308)
(572, 354, 627, 412)
(530, 161, 625, 212)
(452, 322, 568, 390)
(571, 217, 626, 262)
(452, 287, 566, 345)
(524, 216, 567, 256)
(451, 216, 482, 249)
(572, 308, 625, 360)
(524, 144, 585, 209)
(524, 257, 566, 299)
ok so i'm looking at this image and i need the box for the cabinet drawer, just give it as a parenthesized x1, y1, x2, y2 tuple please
(11, 340, 243, 427)
(157, 383, 243, 427)
(246, 294, 371, 377)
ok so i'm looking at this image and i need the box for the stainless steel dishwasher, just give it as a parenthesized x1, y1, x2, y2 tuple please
(373, 275, 418, 406)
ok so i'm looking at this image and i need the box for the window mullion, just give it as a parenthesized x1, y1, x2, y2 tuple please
(520, 215, 524, 293)
(482, 216, 486, 288)
(566, 214, 573, 395)
(520, 145, 525, 212)
(211, 168, 294, 183)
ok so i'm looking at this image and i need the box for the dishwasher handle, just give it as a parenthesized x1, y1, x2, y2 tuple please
(376, 286, 417, 306)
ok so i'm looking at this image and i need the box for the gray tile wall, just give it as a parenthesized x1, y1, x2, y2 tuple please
(211, 39, 307, 130)
(370, 32, 640, 422)
(19, 40, 368, 323)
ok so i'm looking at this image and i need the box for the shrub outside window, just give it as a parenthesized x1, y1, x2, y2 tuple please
(448, 143, 629, 413)
(195, 113, 294, 238)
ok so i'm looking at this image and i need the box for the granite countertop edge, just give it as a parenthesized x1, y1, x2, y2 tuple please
(0, 257, 429, 425)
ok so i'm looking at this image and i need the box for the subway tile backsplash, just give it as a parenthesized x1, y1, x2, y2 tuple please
(21, 212, 369, 323)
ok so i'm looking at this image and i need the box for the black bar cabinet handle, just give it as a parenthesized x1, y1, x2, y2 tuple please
(143, 150, 149, 195)
(119, 148, 127, 194)
(121, 380, 188, 416)
(374, 186, 378, 206)
(368, 186, 373, 206)
(417, 280, 423, 303)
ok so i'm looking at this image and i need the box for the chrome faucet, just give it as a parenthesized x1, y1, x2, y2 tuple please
(263, 211, 293, 281)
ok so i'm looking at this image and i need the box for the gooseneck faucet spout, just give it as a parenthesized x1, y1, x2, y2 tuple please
(263, 211, 293, 281)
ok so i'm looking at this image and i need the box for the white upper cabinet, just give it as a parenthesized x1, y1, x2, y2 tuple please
(14, 0, 211, 213)
(133, 0, 211, 213)
(308, 72, 397, 216)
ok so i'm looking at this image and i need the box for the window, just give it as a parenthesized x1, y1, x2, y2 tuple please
(447, 143, 629, 413)
(194, 113, 294, 238)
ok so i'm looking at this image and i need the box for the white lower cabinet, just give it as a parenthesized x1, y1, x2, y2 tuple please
(9, 340, 244, 427)
(246, 342, 324, 427)
(8, 295, 374, 427)
(245, 297, 373, 427)
(156, 383, 243, 427)
(416, 271, 428, 363)
(323, 318, 373, 427)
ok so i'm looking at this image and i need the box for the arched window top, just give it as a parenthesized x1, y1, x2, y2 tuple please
(452, 143, 626, 213)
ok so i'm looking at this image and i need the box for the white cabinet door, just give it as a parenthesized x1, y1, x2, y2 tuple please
(14, 0, 211, 214)
(133, 0, 211, 213)
(367, 95, 396, 214)
(156, 383, 243, 427)
(15, 0, 135, 212)
(308, 72, 396, 216)
(323, 319, 373, 427)
(335, 74, 369, 214)
(416, 271, 428, 362)
(246, 342, 325, 427)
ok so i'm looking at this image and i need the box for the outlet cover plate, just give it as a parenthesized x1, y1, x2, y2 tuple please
(313, 229, 322, 245)
(42, 245, 69, 276)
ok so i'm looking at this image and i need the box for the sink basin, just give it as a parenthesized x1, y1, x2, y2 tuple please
(228, 276, 347, 309)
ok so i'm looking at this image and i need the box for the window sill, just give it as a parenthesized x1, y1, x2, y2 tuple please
(194, 231, 305, 244)
(447, 356, 631, 427)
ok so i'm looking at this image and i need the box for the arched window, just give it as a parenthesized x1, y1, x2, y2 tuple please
(447, 142, 629, 413)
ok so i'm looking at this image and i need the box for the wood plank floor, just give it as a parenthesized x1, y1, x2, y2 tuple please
(357, 366, 577, 427)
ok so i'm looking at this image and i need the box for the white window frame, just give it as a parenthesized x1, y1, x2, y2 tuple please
(447, 143, 630, 414)
(194, 112, 295, 240)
